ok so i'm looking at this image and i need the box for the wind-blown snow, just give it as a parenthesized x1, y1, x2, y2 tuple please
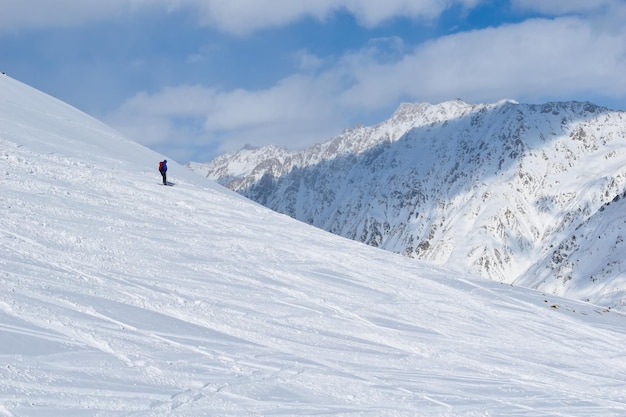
(193, 99, 626, 310)
(1, 75, 626, 416)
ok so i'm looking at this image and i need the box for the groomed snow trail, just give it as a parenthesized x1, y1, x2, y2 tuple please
(1, 75, 626, 416)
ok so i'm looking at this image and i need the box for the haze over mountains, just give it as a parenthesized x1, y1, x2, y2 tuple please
(191, 99, 626, 311)
(2, 74, 626, 416)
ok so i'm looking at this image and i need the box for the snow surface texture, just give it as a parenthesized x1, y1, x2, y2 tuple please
(193, 100, 626, 311)
(2, 74, 626, 416)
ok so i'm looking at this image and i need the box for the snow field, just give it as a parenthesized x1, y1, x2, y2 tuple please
(1, 75, 626, 416)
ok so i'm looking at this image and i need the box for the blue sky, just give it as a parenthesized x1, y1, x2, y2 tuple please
(2, 0, 625, 162)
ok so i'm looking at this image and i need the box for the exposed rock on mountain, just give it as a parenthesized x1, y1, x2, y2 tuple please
(190, 100, 626, 309)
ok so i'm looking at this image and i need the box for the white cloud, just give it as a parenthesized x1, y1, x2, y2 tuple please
(0, 0, 485, 34)
(184, 0, 488, 35)
(338, 15, 626, 108)
(293, 50, 325, 72)
(511, 0, 620, 15)
(105, 75, 349, 160)
(0, 0, 129, 31)
(341, 0, 483, 27)
(114, 85, 218, 118)
(185, 0, 334, 36)
(106, 12, 626, 162)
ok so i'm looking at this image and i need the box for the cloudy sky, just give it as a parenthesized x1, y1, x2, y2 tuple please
(2, 0, 625, 162)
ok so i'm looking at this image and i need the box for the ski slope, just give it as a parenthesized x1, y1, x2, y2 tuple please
(1, 74, 626, 416)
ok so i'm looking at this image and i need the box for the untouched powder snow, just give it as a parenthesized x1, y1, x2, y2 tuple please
(1, 74, 626, 416)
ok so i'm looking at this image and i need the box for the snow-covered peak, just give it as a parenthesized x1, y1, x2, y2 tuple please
(390, 99, 476, 123)
(3, 74, 626, 416)
(194, 96, 626, 310)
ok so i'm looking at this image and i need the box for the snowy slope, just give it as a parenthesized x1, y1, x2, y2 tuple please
(2, 74, 626, 416)
(193, 100, 626, 310)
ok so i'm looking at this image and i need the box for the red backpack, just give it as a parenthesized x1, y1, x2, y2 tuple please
(158, 161, 163, 171)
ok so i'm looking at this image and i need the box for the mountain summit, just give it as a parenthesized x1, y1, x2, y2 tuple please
(192, 99, 626, 310)
(2, 74, 626, 415)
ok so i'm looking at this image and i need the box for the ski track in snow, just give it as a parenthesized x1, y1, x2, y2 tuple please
(1, 75, 626, 416)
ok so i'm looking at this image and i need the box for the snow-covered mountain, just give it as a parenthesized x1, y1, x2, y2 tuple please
(2, 74, 626, 416)
(191, 99, 626, 310)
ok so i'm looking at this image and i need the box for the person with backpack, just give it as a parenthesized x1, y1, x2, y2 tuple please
(159, 159, 168, 185)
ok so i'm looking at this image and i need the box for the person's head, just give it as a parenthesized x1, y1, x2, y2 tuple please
(164, 160, 167, 163)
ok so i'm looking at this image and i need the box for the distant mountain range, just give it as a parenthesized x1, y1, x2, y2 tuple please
(189, 99, 626, 309)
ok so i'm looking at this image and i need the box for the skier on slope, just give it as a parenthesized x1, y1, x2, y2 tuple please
(159, 159, 168, 185)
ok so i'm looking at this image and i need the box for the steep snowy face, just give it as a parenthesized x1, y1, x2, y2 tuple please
(4, 75, 626, 417)
(194, 100, 626, 309)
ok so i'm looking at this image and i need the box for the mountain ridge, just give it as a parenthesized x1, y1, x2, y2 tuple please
(192, 99, 626, 310)
(3, 74, 626, 416)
